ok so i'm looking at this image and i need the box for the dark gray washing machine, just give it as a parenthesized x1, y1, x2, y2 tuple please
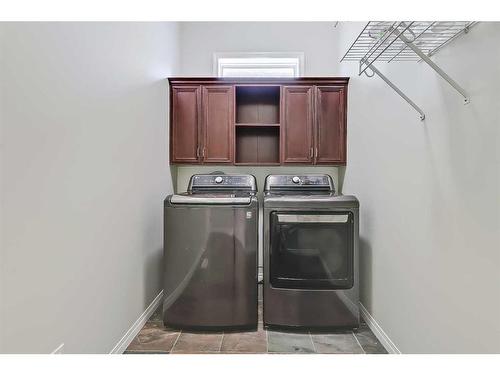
(163, 174, 258, 330)
(263, 174, 359, 329)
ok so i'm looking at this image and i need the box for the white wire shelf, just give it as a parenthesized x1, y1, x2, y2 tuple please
(342, 21, 475, 63)
(341, 21, 477, 120)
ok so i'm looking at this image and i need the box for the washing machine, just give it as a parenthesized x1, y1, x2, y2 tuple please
(163, 173, 258, 330)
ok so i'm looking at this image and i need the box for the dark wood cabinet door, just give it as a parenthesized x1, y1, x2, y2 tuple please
(315, 86, 346, 164)
(281, 86, 314, 163)
(201, 86, 234, 163)
(171, 85, 201, 163)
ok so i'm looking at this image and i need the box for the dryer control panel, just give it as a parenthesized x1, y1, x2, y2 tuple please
(264, 174, 334, 192)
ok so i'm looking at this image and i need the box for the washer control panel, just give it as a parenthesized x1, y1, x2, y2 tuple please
(188, 174, 257, 192)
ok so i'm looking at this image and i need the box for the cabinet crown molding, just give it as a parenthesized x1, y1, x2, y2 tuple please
(168, 77, 350, 85)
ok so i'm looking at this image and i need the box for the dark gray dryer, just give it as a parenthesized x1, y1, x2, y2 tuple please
(163, 174, 258, 330)
(263, 174, 360, 329)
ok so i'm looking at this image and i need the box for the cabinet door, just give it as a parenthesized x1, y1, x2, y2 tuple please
(315, 86, 346, 164)
(201, 86, 234, 164)
(171, 85, 201, 163)
(281, 86, 314, 163)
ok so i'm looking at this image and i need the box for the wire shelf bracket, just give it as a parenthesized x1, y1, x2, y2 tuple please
(342, 21, 476, 120)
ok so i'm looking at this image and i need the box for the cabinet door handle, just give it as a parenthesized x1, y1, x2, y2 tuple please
(202, 147, 206, 158)
(309, 147, 314, 159)
(196, 146, 200, 159)
(314, 148, 318, 158)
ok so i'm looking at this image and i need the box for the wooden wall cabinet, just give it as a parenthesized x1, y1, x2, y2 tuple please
(170, 85, 200, 163)
(170, 84, 233, 164)
(281, 86, 314, 163)
(315, 86, 346, 164)
(169, 78, 348, 166)
(202, 86, 233, 163)
(281, 85, 347, 165)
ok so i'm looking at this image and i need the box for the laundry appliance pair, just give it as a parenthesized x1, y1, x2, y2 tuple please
(163, 173, 359, 330)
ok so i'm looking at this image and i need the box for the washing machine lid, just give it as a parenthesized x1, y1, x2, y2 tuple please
(170, 193, 252, 205)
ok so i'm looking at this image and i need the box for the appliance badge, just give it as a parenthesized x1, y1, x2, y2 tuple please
(246, 211, 253, 219)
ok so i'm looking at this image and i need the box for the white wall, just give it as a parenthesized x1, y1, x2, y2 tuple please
(338, 22, 500, 353)
(0, 22, 179, 353)
(179, 22, 340, 76)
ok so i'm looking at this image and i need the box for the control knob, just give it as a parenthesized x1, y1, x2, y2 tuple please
(292, 176, 301, 184)
(214, 176, 223, 184)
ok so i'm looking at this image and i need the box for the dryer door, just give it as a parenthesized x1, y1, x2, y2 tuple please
(270, 211, 354, 289)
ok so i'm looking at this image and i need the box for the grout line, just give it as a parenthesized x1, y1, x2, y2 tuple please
(218, 332, 224, 353)
(308, 332, 318, 353)
(352, 332, 366, 354)
(170, 330, 182, 353)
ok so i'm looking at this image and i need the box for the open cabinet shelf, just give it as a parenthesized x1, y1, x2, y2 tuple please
(235, 86, 280, 124)
(234, 85, 281, 164)
(235, 126, 280, 164)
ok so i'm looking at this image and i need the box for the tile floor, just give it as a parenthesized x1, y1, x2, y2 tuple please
(124, 295, 387, 354)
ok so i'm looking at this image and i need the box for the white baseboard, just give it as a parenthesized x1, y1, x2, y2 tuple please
(359, 302, 401, 354)
(110, 290, 164, 354)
